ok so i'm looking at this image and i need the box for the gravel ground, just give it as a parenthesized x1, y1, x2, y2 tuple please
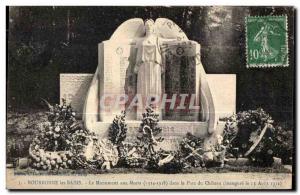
(11, 164, 291, 175)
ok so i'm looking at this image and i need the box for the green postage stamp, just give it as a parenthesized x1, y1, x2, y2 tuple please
(246, 15, 288, 68)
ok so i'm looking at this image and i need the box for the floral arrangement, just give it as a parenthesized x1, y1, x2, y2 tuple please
(29, 101, 292, 172)
(29, 99, 79, 170)
(224, 108, 293, 166)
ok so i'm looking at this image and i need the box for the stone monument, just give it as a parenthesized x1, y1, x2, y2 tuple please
(60, 18, 236, 150)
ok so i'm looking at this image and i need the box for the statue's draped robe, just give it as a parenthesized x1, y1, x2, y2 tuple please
(134, 35, 163, 119)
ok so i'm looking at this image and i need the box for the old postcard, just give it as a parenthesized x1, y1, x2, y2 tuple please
(6, 6, 295, 190)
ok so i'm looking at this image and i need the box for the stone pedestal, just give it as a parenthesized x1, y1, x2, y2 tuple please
(73, 120, 225, 150)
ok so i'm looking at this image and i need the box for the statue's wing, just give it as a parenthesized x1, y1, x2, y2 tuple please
(155, 18, 188, 41)
(110, 18, 145, 40)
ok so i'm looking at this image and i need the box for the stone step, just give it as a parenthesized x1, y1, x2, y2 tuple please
(90, 120, 226, 151)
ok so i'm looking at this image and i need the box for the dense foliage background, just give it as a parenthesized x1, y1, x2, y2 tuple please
(7, 6, 294, 124)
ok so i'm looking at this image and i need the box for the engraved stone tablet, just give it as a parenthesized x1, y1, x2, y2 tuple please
(99, 41, 135, 121)
(60, 74, 93, 116)
(206, 74, 236, 118)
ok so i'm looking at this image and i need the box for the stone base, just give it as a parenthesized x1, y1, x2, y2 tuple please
(90, 120, 226, 150)
(226, 158, 250, 166)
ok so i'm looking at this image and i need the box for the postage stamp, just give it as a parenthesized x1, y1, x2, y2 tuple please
(246, 15, 288, 68)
